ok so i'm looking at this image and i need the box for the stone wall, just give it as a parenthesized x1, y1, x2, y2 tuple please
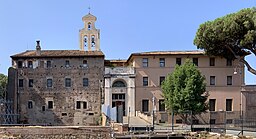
(10, 56, 104, 125)
(0, 126, 111, 139)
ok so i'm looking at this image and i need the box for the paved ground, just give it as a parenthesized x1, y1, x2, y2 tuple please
(123, 116, 151, 127)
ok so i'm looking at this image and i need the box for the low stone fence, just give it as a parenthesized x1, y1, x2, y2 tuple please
(0, 126, 111, 139)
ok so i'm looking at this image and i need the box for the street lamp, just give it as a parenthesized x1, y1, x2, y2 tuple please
(152, 96, 156, 131)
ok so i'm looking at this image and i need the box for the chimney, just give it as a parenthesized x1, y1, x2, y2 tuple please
(36, 40, 41, 56)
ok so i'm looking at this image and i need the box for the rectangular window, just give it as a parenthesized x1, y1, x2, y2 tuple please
(83, 102, 87, 109)
(176, 58, 181, 66)
(226, 99, 233, 111)
(46, 61, 52, 68)
(18, 61, 23, 68)
(28, 101, 33, 109)
(48, 101, 53, 109)
(28, 79, 33, 87)
(209, 99, 216, 111)
(143, 77, 148, 86)
(65, 60, 70, 67)
(65, 78, 71, 87)
(210, 58, 215, 66)
(210, 119, 216, 124)
(227, 76, 232, 85)
(18, 79, 24, 87)
(142, 100, 149, 112)
(160, 76, 165, 86)
(226, 59, 232, 66)
(42, 106, 45, 111)
(193, 58, 198, 66)
(176, 119, 182, 124)
(76, 101, 81, 109)
(83, 78, 89, 87)
(83, 60, 88, 67)
(210, 76, 215, 85)
(159, 99, 165, 112)
(159, 58, 165, 67)
(226, 119, 233, 124)
(28, 61, 33, 68)
(47, 79, 53, 88)
(142, 58, 148, 67)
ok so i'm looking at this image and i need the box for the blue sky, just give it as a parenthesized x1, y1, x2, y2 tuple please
(0, 1, 255, 84)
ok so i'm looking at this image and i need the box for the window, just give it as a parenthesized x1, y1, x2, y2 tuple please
(226, 59, 232, 66)
(83, 102, 87, 109)
(84, 36, 88, 47)
(159, 58, 165, 67)
(209, 99, 216, 111)
(46, 61, 52, 68)
(83, 78, 89, 87)
(28, 61, 33, 68)
(65, 78, 71, 87)
(28, 79, 33, 87)
(210, 119, 216, 124)
(210, 58, 215, 66)
(18, 79, 24, 87)
(143, 77, 148, 86)
(88, 22, 91, 30)
(142, 100, 149, 112)
(193, 58, 198, 66)
(112, 94, 125, 100)
(65, 60, 70, 67)
(48, 101, 53, 109)
(226, 99, 233, 111)
(47, 79, 53, 88)
(226, 119, 233, 124)
(227, 76, 232, 85)
(112, 81, 126, 87)
(160, 76, 165, 86)
(42, 106, 45, 111)
(159, 99, 165, 112)
(18, 61, 23, 68)
(62, 113, 68, 116)
(91, 35, 96, 47)
(142, 58, 148, 67)
(76, 101, 81, 109)
(176, 58, 181, 66)
(210, 76, 215, 85)
(176, 119, 182, 124)
(82, 60, 88, 67)
(28, 101, 33, 109)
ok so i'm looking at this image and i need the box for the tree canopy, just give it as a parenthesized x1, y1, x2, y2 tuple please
(161, 59, 208, 117)
(194, 7, 256, 75)
(0, 73, 7, 98)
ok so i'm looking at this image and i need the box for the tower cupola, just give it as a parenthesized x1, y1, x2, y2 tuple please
(79, 13, 100, 51)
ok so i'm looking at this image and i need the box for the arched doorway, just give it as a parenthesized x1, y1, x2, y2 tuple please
(112, 80, 126, 123)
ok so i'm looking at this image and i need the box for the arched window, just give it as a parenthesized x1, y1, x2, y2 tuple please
(88, 22, 91, 30)
(84, 36, 88, 47)
(112, 81, 126, 87)
(91, 35, 95, 47)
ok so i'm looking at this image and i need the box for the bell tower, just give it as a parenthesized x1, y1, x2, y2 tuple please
(79, 12, 100, 51)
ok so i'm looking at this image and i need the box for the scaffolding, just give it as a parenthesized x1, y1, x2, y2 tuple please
(0, 99, 18, 124)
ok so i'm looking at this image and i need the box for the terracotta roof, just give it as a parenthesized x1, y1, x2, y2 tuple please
(11, 50, 104, 58)
(127, 50, 205, 62)
(133, 50, 205, 55)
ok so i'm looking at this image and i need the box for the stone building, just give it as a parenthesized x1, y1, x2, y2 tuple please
(7, 13, 104, 125)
